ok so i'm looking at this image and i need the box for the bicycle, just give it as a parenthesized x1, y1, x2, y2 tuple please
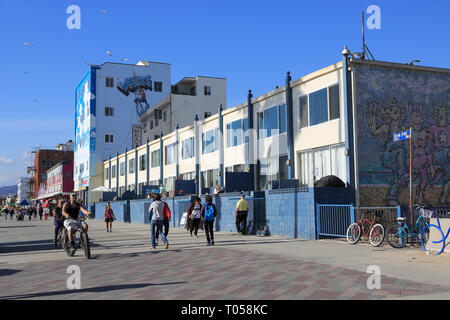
(346, 210, 385, 247)
(421, 211, 450, 256)
(386, 205, 430, 249)
(63, 215, 92, 259)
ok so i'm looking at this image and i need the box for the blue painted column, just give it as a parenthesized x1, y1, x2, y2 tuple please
(124, 148, 128, 192)
(175, 124, 180, 179)
(159, 131, 163, 187)
(218, 105, 224, 187)
(285, 72, 295, 179)
(247, 90, 257, 191)
(134, 146, 138, 196)
(194, 114, 200, 195)
(341, 47, 356, 204)
(116, 152, 119, 194)
(146, 138, 150, 186)
(108, 156, 112, 190)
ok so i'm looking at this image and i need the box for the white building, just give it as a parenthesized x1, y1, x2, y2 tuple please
(139, 76, 226, 141)
(74, 60, 171, 204)
(17, 177, 31, 204)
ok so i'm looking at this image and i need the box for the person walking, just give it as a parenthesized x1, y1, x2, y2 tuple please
(9, 208, 14, 220)
(202, 194, 218, 246)
(188, 197, 202, 237)
(53, 199, 64, 248)
(148, 193, 169, 250)
(27, 207, 33, 221)
(155, 200, 171, 243)
(104, 203, 115, 232)
(235, 193, 249, 235)
(44, 206, 49, 221)
(38, 206, 43, 220)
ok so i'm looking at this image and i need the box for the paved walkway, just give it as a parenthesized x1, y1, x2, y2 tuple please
(0, 218, 449, 300)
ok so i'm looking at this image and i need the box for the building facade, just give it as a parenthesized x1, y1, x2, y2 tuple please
(17, 177, 31, 204)
(139, 76, 227, 141)
(102, 52, 450, 208)
(74, 61, 171, 203)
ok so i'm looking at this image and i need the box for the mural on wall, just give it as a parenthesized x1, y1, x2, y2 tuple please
(356, 63, 449, 207)
(117, 73, 152, 117)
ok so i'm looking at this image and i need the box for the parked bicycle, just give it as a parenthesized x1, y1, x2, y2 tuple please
(386, 205, 430, 249)
(63, 215, 91, 259)
(421, 211, 450, 255)
(346, 210, 385, 247)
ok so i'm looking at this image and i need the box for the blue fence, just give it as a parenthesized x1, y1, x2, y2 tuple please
(316, 204, 354, 238)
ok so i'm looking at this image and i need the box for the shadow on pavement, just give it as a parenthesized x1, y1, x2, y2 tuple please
(0, 269, 22, 276)
(0, 226, 36, 229)
(0, 282, 187, 300)
(0, 241, 54, 254)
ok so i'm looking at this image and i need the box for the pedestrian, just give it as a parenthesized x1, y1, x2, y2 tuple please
(155, 199, 171, 243)
(187, 197, 202, 237)
(235, 193, 249, 235)
(9, 208, 14, 220)
(53, 199, 64, 248)
(33, 206, 37, 218)
(27, 207, 33, 221)
(44, 206, 49, 220)
(148, 193, 169, 250)
(202, 194, 218, 246)
(104, 203, 115, 232)
(38, 206, 43, 220)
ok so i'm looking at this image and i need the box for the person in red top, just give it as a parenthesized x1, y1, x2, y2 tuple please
(104, 203, 115, 233)
(155, 199, 171, 244)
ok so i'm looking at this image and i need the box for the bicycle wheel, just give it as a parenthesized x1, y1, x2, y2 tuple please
(81, 232, 91, 259)
(386, 224, 407, 248)
(369, 224, 385, 247)
(421, 224, 445, 255)
(56, 229, 63, 249)
(346, 223, 361, 244)
(63, 229, 75, 257)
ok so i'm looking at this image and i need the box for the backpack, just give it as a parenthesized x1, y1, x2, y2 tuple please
(204, 204, 215, 221)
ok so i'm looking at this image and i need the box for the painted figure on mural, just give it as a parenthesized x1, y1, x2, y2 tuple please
(429, 99, 450, 204)
(117, 72, 152, 117)
(365, 98, 409, 206)
(409, 102, 435, 205)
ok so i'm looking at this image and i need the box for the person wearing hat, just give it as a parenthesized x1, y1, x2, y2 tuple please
(235, 193, 249, 236)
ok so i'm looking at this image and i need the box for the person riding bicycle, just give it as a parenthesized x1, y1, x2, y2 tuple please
(62, 194, 92, 249)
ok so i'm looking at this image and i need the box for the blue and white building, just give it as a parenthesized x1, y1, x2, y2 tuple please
(74, 60, 171, 204)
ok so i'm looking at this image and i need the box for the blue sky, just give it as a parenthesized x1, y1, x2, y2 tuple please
(0, 0, 449, 187)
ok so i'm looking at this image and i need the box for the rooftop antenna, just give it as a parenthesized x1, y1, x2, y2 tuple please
(361, 11, 375, 60)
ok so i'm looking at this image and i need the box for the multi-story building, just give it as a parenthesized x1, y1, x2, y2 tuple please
(139, 76, 226, 141)
(73, 60, 171, 203)
(103, 49, 450, 208)
(17, 177, 31, 204)
(31, 141, 74, 200)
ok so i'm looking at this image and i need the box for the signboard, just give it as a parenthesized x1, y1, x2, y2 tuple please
(132, 124, 142, 148)
(393, 129, 411, 141)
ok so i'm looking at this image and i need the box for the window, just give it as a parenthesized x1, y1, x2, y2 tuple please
(155, 118, 159, 127)
(163, 177, 175, 191)
(105, 168, 110, 180)
(129, 158, 135, 174)
(298, 144, 346, 186)
(328, 84, 340, 120)
(190, 86, 196, 96)
(120, 162, 125, 176)
(105, 134, 114, 143)
(139, 154, 146, 171)
(279, 104, 286, 134)
(154, 81, 162, 92)
(151, 150, 160, 168)
(112, 165, 117, 178)
(309, 88, 328, 126)
(201, 169, 219, 188)
(163, 111, 167, 122)
(66, 172, 71, 181)
(165, 143, 176, 165)
(259, 155, 288, 190)
(105, 107, 114, 116)
(202, 128, 218, 154)
(49, 161, 55, 167)
(299, 95, 309, 129)
(226, 119, 247, 147)
(182, 137, 194, 160)
(105, 77, 114, 88)
(204, 86, 211, 96)
(150, 120, 154, 130)
(42, 160, 47, 167)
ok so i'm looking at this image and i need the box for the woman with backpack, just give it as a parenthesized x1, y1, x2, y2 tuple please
(201, 195, 217, 246)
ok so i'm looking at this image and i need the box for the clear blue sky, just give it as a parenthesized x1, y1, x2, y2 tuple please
(0, 0, 449, 187)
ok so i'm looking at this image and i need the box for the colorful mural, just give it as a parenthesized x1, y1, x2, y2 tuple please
(355, 62, 450, 207)
(117, 73, 152, 117)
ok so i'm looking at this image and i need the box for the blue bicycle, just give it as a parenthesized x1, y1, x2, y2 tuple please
(386, 206, 430, 248)
(421, 211, 450, 256)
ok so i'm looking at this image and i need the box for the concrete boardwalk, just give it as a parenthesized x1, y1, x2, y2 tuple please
(0, 217, 449, 300)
